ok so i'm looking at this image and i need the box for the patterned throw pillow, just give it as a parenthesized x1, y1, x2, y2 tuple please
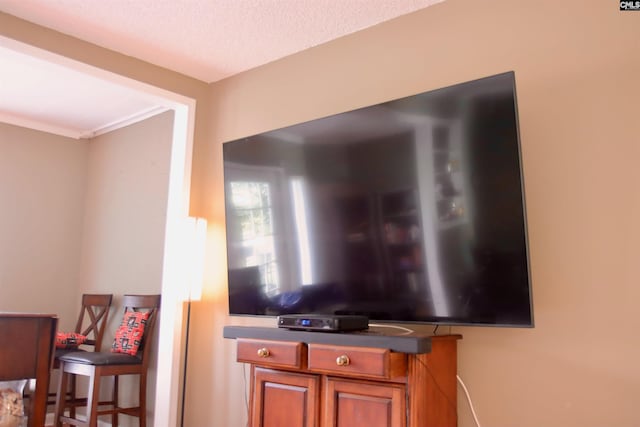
(111, 311, 150, 356)
(55, 332, 87, 349)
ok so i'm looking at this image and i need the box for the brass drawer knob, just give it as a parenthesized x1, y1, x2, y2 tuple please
(336, 354, 350, 366)
(257, 348, 270, 358)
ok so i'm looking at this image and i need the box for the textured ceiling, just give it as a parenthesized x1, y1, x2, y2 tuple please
(0, 0, 443, 83)
(0, 0, 443, 138)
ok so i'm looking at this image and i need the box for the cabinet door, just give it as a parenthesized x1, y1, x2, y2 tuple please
(323, 378, 405, 427)
(252, 367, 320, 427)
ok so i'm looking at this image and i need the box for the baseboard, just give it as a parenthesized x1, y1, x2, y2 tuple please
(45, 412, 110, 427)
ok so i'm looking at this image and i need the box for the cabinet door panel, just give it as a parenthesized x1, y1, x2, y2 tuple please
(253, 368, 320, 427)
(323, 378, 405, 427)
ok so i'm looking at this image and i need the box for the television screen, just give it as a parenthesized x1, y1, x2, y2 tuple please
(223, 71, 533, 327)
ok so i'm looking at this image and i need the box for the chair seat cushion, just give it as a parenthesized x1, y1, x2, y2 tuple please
(55, 347, 87, 359)
(58, 351, 142, 366)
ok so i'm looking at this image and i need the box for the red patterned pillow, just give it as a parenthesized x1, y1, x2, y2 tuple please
(111, 311, 150, 356)
(56, 332, 87, 349)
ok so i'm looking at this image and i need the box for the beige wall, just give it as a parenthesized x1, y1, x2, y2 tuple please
(1, 11, 208, 427)
(188, 1, 640, 427)
(2, 1, 639, 426)
(80, 111, 175, 426)
(0, 112, 175, 426)
(0, 123, 87, 326)
(80, 111, 174, 308)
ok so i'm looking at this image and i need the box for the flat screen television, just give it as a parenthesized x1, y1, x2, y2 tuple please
(222, 71, 533, 327)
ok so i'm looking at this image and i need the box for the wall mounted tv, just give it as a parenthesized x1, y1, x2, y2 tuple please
(222, 71, 533, 327)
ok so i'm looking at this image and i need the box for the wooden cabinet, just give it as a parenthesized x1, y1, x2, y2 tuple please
(324, 378, 405, 427)
(229, 327, 460, 427)
(252, 368, 320, 427)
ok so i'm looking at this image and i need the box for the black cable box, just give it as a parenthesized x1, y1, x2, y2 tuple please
(277, 314, 369, 332)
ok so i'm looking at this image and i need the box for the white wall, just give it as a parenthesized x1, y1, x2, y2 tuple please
(0, 122, 86, 329)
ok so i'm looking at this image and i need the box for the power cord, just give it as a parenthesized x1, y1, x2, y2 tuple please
(457, 374, 482, 427)
(368, 323, 415, 335)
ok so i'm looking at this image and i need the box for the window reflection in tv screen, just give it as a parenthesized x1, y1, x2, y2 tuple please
(223, 71, 533, 327)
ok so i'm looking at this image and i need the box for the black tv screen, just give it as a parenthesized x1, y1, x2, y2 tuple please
(223, 71, 533, 327)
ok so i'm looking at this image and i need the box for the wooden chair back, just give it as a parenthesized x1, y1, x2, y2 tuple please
(74, 293, 113, 351)
(53, 294, 161, 427)
(48, 294, 112, 409)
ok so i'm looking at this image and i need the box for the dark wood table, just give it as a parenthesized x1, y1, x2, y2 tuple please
(0, 313, 57, 427)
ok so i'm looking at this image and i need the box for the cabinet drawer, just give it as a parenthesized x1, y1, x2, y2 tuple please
(307, 344, 406, 379)
(237, 338, 305, 369)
